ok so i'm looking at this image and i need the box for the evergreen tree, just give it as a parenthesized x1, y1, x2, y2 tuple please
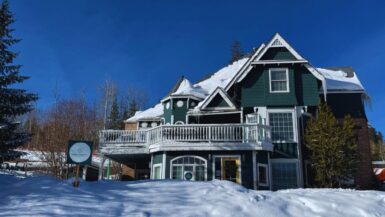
(304, 103, 358, 188)
(0, 0, 37, 160)
(107, 96, 120, 129)
(127, 98, 137, 118)
(229, 40, 244, 64)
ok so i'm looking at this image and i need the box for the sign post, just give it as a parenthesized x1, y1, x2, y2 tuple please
(67, 140, 93, 187)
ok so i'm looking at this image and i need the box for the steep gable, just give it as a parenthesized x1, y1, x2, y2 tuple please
(200, 87, 237, 110)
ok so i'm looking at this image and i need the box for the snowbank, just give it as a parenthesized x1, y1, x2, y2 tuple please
(1, 172, 384, 217)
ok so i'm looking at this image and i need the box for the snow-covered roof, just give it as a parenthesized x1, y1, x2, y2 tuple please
(169, 78, 206, 99)
(126, 103, 164, 122)
(126, 58, 249, 122)
(317, 67, 365, 92)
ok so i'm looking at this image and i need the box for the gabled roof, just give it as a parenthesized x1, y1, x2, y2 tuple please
(253, 33, 306, 62)
(198, 87, 237, 111)
(126, 34, 367, 123)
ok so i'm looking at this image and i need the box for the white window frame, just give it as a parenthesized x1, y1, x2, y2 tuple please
(170, 155, 207, 181)
(174, 121, 184, 125)
(152, 163, 162, 179)
(212, 155, 242, 185)
(258, 163, 269, 187)
(269, 68, 289, 93)
(267, 109, 297, 143)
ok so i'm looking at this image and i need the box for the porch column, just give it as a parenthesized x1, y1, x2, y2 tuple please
(98, 156, 106, 180)
(82, 165, 88, 180)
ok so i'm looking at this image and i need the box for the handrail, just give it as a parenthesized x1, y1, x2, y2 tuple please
(99, 124, 271, 147)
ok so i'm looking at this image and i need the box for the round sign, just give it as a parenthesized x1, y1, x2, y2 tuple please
(184, 171, 193, 180)
(69, 142, 91, 163)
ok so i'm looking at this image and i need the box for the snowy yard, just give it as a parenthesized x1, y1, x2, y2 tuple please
(1, 172, 385, 217)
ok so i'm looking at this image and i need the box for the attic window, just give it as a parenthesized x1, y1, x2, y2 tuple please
(271, 39, 283, 47)
(269, 68, 289, 93)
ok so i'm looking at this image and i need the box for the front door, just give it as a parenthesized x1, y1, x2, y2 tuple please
(215, 157, 241, 184)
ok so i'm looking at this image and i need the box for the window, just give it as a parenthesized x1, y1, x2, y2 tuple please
(269, 68, 289, 92)
(269, 112, 295, 142)
(153, 164, 162, 179)
(271, 161, 298, 190)
(170, 156, 207, 181)
(258, 164, 269, 187)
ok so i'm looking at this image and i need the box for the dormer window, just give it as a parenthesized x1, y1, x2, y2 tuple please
(269, 68, 289, 93)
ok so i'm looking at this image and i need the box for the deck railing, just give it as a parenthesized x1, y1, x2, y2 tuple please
(99, 124, 271, 148)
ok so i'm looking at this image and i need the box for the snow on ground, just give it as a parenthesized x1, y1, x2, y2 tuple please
(1, 172, 385, 217)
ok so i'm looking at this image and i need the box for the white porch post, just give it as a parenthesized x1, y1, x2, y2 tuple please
(82, 166, 88, 180)
(162, 152, 166, 179)
(98, 156, 106, 180)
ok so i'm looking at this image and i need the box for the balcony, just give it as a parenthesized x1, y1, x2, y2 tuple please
(99, 124, 273, 155)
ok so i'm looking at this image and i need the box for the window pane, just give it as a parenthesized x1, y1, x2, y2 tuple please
(196, 166, 205, 181)
(270, 70, 288, 92)
(269, 112, 294, 142)
(272, 162, 298, 190)
(271, 70, 286, 80)
(172, 166, 183, 180)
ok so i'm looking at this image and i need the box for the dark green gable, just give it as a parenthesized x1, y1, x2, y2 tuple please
(260, 47, 297, 60)
(239, 65, 319, 107)
(206, 94, 230, 108)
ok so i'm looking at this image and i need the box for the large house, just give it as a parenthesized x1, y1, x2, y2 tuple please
(98, 33, 372, 190)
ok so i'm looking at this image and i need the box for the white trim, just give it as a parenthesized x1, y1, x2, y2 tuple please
(224, 43, 266, 91)
(162, 152, 166, 179)
(268, 152, 272, 190)
(255, 33, 305, 61)
(267, 108, 297, 143)
(171, 115, 174, 125)
(270, 158, 300, 189)
(169, 155, 208, 181)
(200, 87, 237, 111)
(174, 121, 184, 125)
(161, 95, 204, 103)
(251, 60, 308, 65)
(252, 150, 257, 189)
(269, 68, 289, 93)
(152, 163, 162, 179)
(257, 163, 269, 187)
(212, 155, 242, 185)
(187, 111, 241, 116)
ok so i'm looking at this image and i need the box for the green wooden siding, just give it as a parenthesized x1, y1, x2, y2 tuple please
(163, 98, 191, 124)
(172, 98, 188, 123)
(206, 94, 230, 108)
(240, 65, 319, 107)
(260, 47, 296, 60)
(163, 99, 172, 124)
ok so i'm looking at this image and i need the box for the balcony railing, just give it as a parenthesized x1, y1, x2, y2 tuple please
(99, 124, 271, 150)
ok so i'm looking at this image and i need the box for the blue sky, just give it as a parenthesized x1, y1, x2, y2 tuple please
(10, 0, 385, 133)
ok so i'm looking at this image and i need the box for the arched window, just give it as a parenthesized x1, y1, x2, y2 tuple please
(174, 121, 184, 125)
(170, 155, 207, 181)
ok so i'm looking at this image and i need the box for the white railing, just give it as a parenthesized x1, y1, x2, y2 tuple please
(99, 124, 271, 148)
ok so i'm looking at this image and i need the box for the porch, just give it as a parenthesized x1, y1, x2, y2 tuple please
(99, 123, 272, 155)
